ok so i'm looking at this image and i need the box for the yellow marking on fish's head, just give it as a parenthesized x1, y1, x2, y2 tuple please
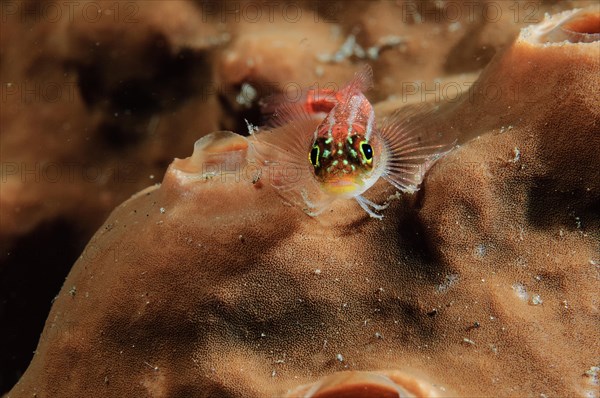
(309, 132, 378, 197)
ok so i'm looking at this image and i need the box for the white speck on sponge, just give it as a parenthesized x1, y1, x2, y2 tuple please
(512, 283, 528, 301)
(236, 83, 257, 108)
(529, 294, 543, 306)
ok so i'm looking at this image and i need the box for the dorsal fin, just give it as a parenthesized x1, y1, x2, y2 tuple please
(264, 102, 317, 130)
(260, 87, 337, 127)
(333, 64, 374, 118)
(341, 64, 374, 100)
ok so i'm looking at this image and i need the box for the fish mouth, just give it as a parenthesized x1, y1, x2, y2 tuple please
(320, 176, 362, 196)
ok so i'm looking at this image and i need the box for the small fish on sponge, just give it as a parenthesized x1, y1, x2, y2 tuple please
(250, 65, 457, 219)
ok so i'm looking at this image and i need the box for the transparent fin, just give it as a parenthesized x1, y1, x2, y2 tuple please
(355, 195, 388, 219)
(328, 64, 375, 130)
(260, 64, 373, 126)
(343, 64, 374, 97)
(259, 87, 337, 125)
(250, 103, 318, 190)
(300, 191, 337, 217)
(250, 104, 334, 216)
(379, 103, 457, 193)
(264, 102, 319, 130)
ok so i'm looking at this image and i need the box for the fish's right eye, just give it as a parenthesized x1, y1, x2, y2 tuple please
(310, 145, 320, 167)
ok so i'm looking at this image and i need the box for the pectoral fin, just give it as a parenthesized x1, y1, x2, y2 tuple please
(379, 103, 457, 192)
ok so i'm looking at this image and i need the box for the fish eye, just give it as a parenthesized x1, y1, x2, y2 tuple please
(360, 141, 373, 164)
(310, 145, 320, 167)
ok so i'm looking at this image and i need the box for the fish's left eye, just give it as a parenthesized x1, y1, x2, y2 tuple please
(360, 141, 373, 164)
(310, 145, 320, 167)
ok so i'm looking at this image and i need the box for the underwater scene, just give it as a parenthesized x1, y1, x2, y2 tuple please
(1, 1, 599, 397)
